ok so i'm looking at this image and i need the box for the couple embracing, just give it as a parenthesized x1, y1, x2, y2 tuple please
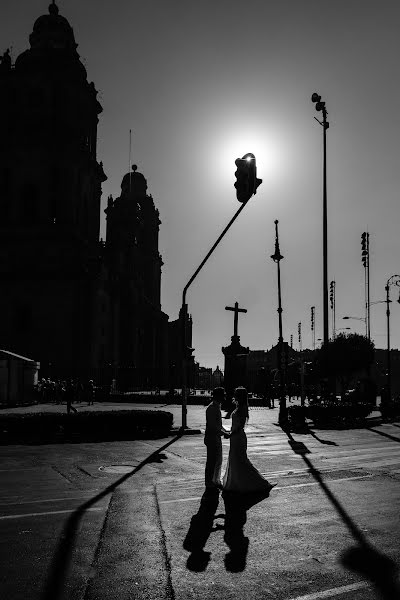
(204, 386, 277, 493)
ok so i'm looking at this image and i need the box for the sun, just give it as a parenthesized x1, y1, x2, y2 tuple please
(214, 127, 284, 186)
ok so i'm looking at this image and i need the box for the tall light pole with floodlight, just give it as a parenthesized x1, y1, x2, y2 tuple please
(311, 93, 329, 348)
(361, 232, 370, 339)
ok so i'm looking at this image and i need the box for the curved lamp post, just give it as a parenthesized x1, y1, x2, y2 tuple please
(343, 300, 388, 336)
(385, 275, 400, 403)
(270, 220, 287, 426)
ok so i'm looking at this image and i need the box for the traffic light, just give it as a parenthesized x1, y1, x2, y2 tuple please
(234, 153, 262, 203)
(311, 306, 315, 331)
(361, 232, 369, 267)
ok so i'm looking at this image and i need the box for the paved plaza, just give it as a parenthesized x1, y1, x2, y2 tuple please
(0, 403, 399, 600)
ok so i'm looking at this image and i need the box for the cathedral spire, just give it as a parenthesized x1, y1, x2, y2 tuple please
(48, 1, 59, 15)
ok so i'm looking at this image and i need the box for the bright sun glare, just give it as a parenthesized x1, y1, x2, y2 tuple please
(215, 129, 284, 186)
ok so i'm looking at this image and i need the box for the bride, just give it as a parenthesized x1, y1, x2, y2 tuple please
(223, 387, 277, 493)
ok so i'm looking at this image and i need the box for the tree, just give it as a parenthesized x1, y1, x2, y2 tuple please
(312, 333, 375, 399)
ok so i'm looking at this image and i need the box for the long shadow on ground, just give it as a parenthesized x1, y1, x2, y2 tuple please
(183, 488, 222, 571)
(222, 489, 270, 572)
(41, 434, 182, 600)
(366, 427, 400, 444)
(283, 427, 400, 599)
(183, 487, 271, 573)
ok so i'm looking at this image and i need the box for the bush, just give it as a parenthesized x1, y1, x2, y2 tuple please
(0, 409, 174, 444)
(380, 400, 400, 421)
(307, 402, 372, 427)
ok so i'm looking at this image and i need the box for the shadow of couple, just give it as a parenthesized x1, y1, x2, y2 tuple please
(183, 487, 271, 573)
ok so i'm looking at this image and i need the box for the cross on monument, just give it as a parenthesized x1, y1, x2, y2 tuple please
(225, 301, 247, 338)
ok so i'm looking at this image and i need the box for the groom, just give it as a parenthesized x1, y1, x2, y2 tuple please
(204, 387, 230, 489)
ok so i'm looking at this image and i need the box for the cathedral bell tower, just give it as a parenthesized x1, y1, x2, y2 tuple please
(104, 164, 167, 389)
(0, 3, 107, 374)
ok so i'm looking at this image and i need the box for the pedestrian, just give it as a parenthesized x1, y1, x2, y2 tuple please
(204, 387, 230, 489)
(75, 379, 84, 404)
(85, 379, 95, 405)
(65, 379, 77, 414)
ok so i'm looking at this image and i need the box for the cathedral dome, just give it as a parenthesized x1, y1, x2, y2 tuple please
(15, 2, 87, 79)
(121, 165, 148, 197)
(29, 3, 77, 52)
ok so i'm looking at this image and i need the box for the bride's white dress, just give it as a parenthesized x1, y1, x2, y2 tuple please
(223, 410, 275, 493)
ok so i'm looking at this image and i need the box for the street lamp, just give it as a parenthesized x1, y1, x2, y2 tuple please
(311, 92, 329, 348)
(270, 220, 287, 427)
(343, 316, 366, 324)
(343, 300, 388, 333)
(180, 154, 262, 432)
(385, 275, 400, 404)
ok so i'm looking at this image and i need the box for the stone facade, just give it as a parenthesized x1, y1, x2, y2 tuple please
(0, 4, 171, 389)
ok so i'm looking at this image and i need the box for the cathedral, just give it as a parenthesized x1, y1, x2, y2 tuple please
(0, 2, 189, 389)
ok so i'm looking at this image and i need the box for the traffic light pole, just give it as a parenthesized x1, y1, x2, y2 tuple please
(322, 107, 329, 348)
(311, 93, 329, 349)
(367, 235, 371, 340)
(180, 200, 249, 432)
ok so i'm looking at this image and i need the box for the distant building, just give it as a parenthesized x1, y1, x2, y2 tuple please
(211, 366, 224, 388)
(0, 350, 40, 406)
(168, 307, 194, 388)
(195, 364, 212, 390)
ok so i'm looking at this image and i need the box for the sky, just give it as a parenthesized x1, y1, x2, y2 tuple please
(2, 0, 400, 368)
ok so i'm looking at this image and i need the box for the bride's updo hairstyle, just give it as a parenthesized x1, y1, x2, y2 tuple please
(234, 386, 249, 422)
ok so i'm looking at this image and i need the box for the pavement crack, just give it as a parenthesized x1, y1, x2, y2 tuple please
(154, 484, 176, 600)
(51, 465, 75, 484)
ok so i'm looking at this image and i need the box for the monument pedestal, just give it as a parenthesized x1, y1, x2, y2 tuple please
(222, 335, 249, 407)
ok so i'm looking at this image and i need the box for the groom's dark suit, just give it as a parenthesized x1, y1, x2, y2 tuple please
(204, 399, 225, 488)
